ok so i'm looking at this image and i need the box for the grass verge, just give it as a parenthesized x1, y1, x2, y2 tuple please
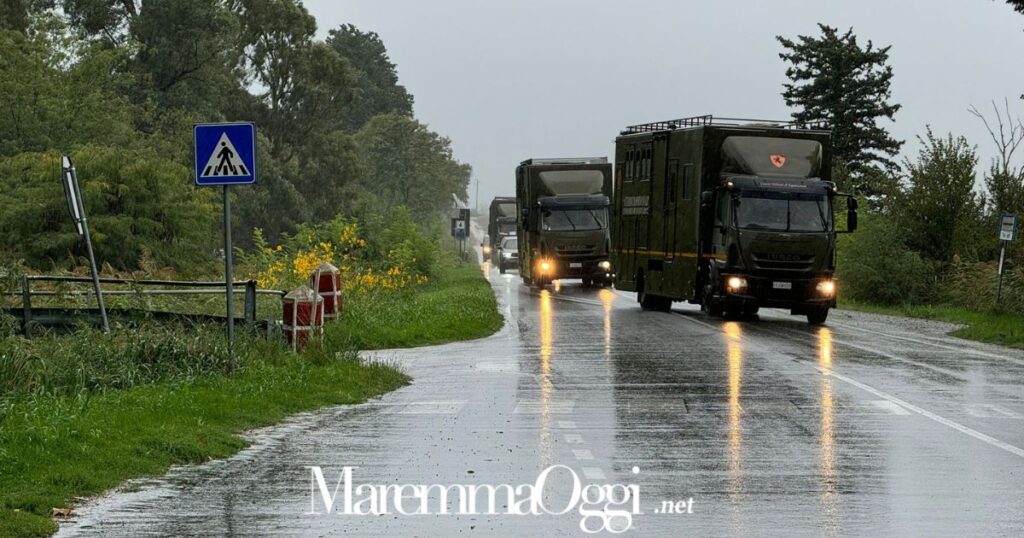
(325, 261, 503, 350)
(841, 300, 1024, 348)
(0, 260, 501, 536)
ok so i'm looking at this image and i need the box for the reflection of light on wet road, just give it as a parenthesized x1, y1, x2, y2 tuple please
(553, 280, 562, 292)
(481, 262, 492, 280)
(539, 289, 554, 466)
(818, 327, 838, 536)
(724, 322, 744, 499)
(599, 288, 614, 357)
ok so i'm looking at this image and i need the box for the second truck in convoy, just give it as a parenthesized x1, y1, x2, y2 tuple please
(610, 115, 857, 325)
(516, 157, 614, 288)
(485, 197, 517, 263)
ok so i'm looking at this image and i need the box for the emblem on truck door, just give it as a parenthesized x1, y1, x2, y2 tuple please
(770, 154, 787, 168)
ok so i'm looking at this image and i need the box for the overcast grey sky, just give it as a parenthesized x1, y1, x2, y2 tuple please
(305, 0, 1024, 208)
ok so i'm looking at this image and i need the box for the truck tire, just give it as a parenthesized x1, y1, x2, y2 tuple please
(582, 277, 593, 288)
(638, 278, 671, 312)
(807, 307, 829, 325)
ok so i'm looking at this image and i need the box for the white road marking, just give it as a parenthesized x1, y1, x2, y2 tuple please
(558, 420, 577, 429)
(867, 400, 912, 415)
(820, 368, 1024, 459)
(564, 433, 584, 444)
(582, 467, 606, 480)
(572, 449, 594, 460)
(966, 404, 1024, 419)
(514, 400, 576, 414)
(671, 311, 1024, 460)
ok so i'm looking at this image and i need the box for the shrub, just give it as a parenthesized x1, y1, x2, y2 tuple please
(837, 210, 935, 305)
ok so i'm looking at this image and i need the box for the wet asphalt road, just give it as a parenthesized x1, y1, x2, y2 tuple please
(59, 263, 1024, 537)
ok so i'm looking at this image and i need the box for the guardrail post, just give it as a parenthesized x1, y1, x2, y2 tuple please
(21, 276, 31, 337)
(244, 280, 257, 324)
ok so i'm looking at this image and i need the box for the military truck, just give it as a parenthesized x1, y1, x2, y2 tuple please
(610, 115, 857, 325)
(485, 197, 517, 263)
(516, 157, 614, 288)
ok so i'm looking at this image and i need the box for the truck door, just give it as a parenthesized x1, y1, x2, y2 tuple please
(664, 159, 679, 260)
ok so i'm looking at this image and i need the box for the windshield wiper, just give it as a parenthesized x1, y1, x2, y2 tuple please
(562, 211, 578, 231)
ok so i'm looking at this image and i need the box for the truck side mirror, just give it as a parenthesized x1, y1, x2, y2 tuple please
(847, 209, 858, 232)
(520, 208, 530, 231)
(701, 191, 713, 205)
(847, 197, 859, 211)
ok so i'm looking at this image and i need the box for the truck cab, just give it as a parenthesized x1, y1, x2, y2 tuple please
(516, 158, 614, 288)
(703, 175, 856, 324)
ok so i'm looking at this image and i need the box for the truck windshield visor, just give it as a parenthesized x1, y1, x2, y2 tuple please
(735, 191, 831, 232)
(542, 208, 608, 232)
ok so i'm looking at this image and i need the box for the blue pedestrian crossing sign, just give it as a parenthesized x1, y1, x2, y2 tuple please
(194, 122, 257, 186)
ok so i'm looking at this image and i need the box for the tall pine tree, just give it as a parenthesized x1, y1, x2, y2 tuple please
(777, 24, 902, 193)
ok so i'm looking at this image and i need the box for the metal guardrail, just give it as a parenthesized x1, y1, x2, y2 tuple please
(1, 275, 287, 336)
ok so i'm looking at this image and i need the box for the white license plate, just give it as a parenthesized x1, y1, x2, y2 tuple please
(773, 281, 792, 290)
(569, 262, 582, 268)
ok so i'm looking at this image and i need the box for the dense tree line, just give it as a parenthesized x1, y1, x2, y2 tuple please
(0, 0, 470, 274)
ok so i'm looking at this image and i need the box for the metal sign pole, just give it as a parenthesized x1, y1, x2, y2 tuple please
(223, 185, 235, 349)
(63, 156, 109, 332)
(997, 240, 1006, 305)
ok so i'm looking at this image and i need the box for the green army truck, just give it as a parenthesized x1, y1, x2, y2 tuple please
(516, 157, 614, 288)
(485, 196, 517, 263)
(610, 115, 857, 325)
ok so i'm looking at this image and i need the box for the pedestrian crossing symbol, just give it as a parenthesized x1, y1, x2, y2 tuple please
(193, 122, 257, 186)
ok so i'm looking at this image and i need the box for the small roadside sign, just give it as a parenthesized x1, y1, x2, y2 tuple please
(194, 122, 257, 186)
(999, 212, 1017, 242)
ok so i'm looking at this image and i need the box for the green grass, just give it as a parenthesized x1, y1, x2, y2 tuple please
(326, 261, 503, 350)
(0, 259, 501, 536)
(841, 300, 1024, 348)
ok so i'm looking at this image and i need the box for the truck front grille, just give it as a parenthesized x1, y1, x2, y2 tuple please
(751, 252, 815, 271)
(555, 244, 597, 256)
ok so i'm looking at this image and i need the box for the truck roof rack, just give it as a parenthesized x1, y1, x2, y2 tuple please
(520, 157, 608, 166)
(620, 115, 828, 135)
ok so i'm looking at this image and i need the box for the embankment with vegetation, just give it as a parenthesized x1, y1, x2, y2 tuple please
(0, 249, 501, 537)
(0, 3, 499, 535)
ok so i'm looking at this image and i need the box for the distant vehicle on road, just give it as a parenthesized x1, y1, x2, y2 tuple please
(610, 115, 857, 325)
(497, 236, 519, 274)
(516, 157, 614, 288)
(485, 197, 517, 263)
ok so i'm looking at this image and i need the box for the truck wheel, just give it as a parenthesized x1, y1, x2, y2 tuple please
(582, 277, 593, 288)
(807, 307, 829, 325)
(700, 284, 723, 317)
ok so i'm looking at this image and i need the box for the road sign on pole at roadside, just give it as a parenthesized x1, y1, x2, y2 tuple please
(997, 212, 1018, 304)
(194, 122, 258, 351)
(999, 212, 1017, 242)
(194, 122, 257, 186)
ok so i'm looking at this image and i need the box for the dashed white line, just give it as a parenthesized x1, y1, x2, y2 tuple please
(572, 449, 594, 461)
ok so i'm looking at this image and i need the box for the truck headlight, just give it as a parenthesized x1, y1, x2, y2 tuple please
(539, 259, 552, 272)
(483, 245, 492, 255)
(726, 276, 747, 292)
(599, 260, 611, 271)
(816, 280, 836, 296)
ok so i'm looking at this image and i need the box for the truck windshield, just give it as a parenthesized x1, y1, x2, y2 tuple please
(735, 191, 831, 232)
(542, 208, 608, 232)
(500, 237, 517, 250)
